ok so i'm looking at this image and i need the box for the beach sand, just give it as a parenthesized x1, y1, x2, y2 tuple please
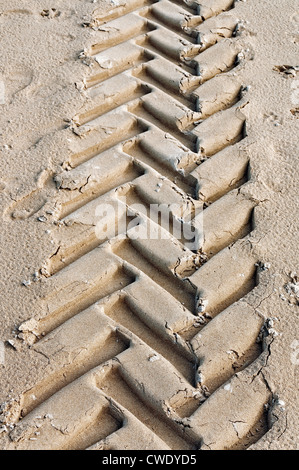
(0, 0, 298, 450)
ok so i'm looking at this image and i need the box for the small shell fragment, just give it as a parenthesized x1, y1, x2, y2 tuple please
(148, 353, 160, 362)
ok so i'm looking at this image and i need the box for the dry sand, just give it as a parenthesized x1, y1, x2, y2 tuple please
(0, 0, 298, 450)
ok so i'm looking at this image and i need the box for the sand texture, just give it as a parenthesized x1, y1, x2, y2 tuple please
(0, 0, 298, 450)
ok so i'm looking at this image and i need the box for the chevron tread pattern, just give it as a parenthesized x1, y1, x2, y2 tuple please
(7, 0, 271, 451)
